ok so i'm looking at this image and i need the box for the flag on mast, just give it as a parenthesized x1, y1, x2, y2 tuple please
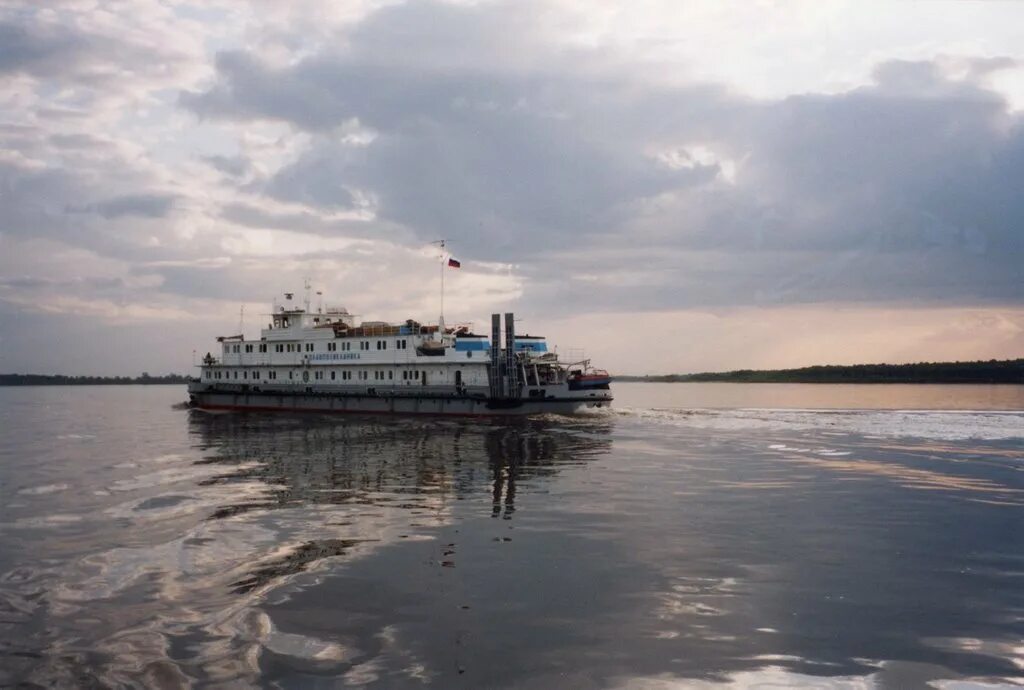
(447, 257, 461, 268)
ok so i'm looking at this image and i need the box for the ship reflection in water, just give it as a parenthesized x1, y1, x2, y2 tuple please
(1, 386, 1022, 688)
(187, 412, 611, 598)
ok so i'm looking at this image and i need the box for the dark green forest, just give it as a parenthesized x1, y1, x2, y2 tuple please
(0, 373, 191, 386)
(616, 359, 1024, 384)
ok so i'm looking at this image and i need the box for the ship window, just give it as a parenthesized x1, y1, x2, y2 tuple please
(253, 371, 258, 379)
(388, 370, 393, 380)
(289, 371, 293, 380)
(205, 371, 211, 379)
(331, 371, 336, 380)
(259, 344, 267, 353)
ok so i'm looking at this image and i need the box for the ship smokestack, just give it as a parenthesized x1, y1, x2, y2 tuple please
(490, 313, 503, 399)
(504, 312, 519, 399)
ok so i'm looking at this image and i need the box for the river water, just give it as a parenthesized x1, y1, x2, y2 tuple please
(0, 383, 1021, 688)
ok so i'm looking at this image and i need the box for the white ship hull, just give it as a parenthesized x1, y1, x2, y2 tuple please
(188, 384, 611, 417)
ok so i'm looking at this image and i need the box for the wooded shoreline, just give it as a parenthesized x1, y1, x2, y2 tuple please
(615, 359, 1024, 384)
(0, 374, 191, 386)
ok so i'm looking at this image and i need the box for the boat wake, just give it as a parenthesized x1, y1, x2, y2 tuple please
(586, 406, 1024, 441)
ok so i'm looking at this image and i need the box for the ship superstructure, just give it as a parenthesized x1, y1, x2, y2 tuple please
(187, 294, 612, 416)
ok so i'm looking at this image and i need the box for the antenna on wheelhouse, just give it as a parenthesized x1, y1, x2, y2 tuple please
(316, 290, 323, 314)
(238, 305, 244, 336)
(303, 278, 312, 312)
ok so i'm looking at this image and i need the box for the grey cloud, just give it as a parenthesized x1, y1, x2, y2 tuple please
(90, 194, 178, 219)
(219, 201, 410, 241)
(1, 0, 1020, 321)
(0, 276, 126, 290)
(0, 159, 200, 264)
(259, 152, 356, 209)
(0, 20, 89, 77)
(179, 0, 1024, 310)
(50, 133, 114, 151)
(0, 11, 195, 90)
(202, 154, 251, 178)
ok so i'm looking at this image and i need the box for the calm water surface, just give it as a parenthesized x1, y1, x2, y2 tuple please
(0, 384, 1022, 688)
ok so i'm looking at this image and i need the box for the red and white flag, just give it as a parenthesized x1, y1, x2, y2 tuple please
(447, 257, 461, 268)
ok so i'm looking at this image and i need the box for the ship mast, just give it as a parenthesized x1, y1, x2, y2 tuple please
(432, 239, 448, 334)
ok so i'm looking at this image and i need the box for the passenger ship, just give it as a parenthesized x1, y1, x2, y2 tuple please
(187, 293, 612, 416)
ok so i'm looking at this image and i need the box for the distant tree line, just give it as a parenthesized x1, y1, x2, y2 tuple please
(615, 359, 1024, 384)
(0, 373, 191, 386)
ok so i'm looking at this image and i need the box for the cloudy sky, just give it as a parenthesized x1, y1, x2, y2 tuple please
(1, 0, 1022, 375)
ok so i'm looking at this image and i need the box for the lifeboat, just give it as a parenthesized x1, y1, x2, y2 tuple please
(568, 368, 611, 390)
(416, 339, 446, 356)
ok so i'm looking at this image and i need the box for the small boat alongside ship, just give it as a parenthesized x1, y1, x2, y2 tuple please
(188, 291, 613, 416)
